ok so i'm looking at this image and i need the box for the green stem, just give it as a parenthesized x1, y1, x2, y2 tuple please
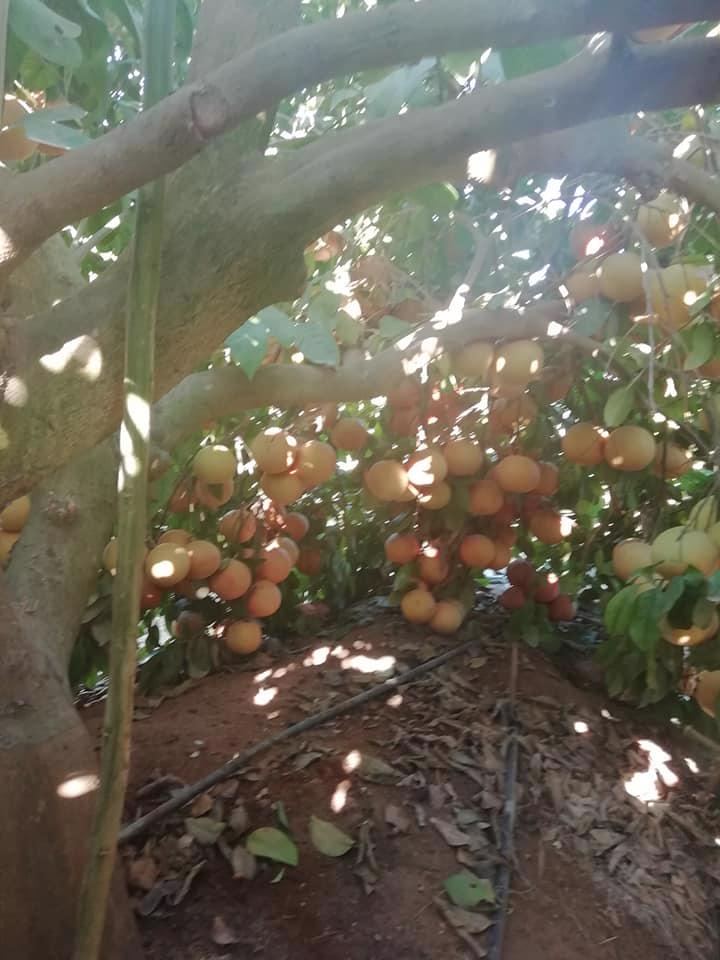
(72, 4, 175, 959)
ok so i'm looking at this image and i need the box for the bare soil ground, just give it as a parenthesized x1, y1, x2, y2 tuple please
(82, 609, 720, 960)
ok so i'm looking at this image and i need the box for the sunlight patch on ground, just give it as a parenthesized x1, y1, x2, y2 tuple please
(624, 739, 679, 804)
(684, 757, 700, 774)
(331, 779, 352, 813)
(341, 654, 396, 674)
(573, 720, 590, 734)
(303, 645, 330, 667)
(57, 773, 100, 798)
(253, 686, 277, 707)
(342, 750, 362, 774)
(387, 693, 403, 708)
(254, 668, 272, 683)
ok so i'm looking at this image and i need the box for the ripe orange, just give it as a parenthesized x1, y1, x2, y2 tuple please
(406, 447, 448, 487)
(330, 417, 369, 451)
(208, 559, 252, 600)
(261, 471, 304, 506)
(257, 543, 293, 583)
(442, 438, 483, 477)
(218, 508, 257, 543)
(276, 535, 300, 565)
(145, 543, 191, 587)
(493, 340, 544, 386)
(661, 611, 719, 647)
(653, 442, 692, 478)
(561, 422, 605, 465)
(296, 439, 337, 486)
(458, 534, 495, 569)
(491, 542, 512, 570)
(534, 574, 560, 604)
(225, 620, 263, 655)
(389, 407, 421, 437)
(416, 481, 452, 510)
(385, 532, 421, 565)
(604, 426, 655, 472)
(0, 495, 30, 532)
(401, 588, 436, 624)
(494, 455, 541, 495)
(365, 460, 409, 501)
(388, 376, 422, 409)
(533, 462, 559, 496)
(246, 579, 282, 617)
(451, 341, 494, 380)
(612, 540, 653, 581)
(0, 97, 37, 163)
(468, 477, 504, 516)
(418, 551, 449, 585)
(158, 528, 192, 546)
(429, 600, 465, 634)
(529, 509, 564, 545)
(598, 252, 644, 303)
(250, 428, 298, 474)
(195, 479, 234, 509)
(187, 540, 222, 580)
(284, 512, 310, 541)
(192, 444, 236, 483)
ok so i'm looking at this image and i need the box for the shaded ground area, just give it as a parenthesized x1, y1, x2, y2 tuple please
(83, 609, 720, 960)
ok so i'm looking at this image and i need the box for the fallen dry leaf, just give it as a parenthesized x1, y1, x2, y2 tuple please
(127, 855, 158, 892)
(430, 818, 471, 847)
(229, 803, 249, 835)
(385, 804, 411, 834)
(231, 845, 257, 880)
(190, 793, 214, 817)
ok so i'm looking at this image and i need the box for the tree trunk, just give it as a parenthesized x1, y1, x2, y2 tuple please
(0, 578, 144, 960)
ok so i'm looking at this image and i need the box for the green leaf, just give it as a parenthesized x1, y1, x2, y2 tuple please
(335, 312, 362, 346)
(226, 318, 269, 378)
(307, 290, 343, 330)
(260, 307, 296, 346)
(683, 322, 716, 370)
(365, 58, 434, 118)
(294, 323, 339, 366)
(378, 314, 414, 340)
(604, 584, 641, 636)
(309, 816, 354, 857)
(246, 827, 298, 866)
(603, 386, 635, 428)
(443, 870, 495, 907)
(22, 112, 90, 149)
(9, 0, 82, 67)
(184, 817, 225, 845)
(571, 299, 613, 337)
(273, 801, 290, 831)
(407, 182, 459, 214)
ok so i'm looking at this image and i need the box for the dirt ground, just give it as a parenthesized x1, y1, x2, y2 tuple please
(82, 609, 720, 960)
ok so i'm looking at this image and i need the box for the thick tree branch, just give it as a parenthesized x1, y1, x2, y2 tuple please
(4, 35, 720, 506)
(0, 0, 715, 280)
(152, 302, 566, 452)
(276, 36, 720, 235)
(492, 119, 720, 213)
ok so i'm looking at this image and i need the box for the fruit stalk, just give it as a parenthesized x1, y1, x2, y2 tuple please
(72, 4, 175, 959)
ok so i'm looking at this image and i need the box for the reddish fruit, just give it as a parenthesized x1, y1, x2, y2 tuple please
(507, 559, 535, 592)
(534, 462, 559, 497)
(140, 579, 164, 611)
(218, 508, 257, 544)
(548, 595, 575, 621)
(169, 482, 193, 514)
(385, 532, 421, 565)
(494, 500, 518, 526)
(534, 574, 560, 604)
(491, 542, 512, 571)
(500, 586, 526, 610)
(246, 580, 282, 618)
(458, 534, 495, 569)
(284, 512, 310, 541)
(297, 545, 323, 576)
(529, 509, 564, 545)
(388, 376, 422, 409)
(257, 543, 293, 583)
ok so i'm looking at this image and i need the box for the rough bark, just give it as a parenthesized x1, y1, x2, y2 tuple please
(0, 0, 714, 281)
(0, 573, 143, 960)
(4, 33, 720, 506)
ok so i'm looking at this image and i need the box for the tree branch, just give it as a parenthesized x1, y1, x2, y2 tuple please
(274, 36, 720, 237)
(4, 34, 720, 506)
(0, 0, 714, 279)
(152, 302, 566, 453)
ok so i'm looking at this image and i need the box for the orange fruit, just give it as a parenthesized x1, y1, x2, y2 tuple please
(284, 512, 310, 541)
(604, 426, 655, 472)
(533, 462, 559, 496)
(0, 495, 30, 532)
(250, 428, 298, 474)
(209, 559, 252, 600)
(442, 439, 483, 477)
(429, 600, 465, 634)
(261, 471, 304, 506)
(385, 533, 421, 565)
(418, 551, 449, 585)
(297, 544, 323, 576)
(494, 455, 541, 494)
(406, 447, 448, 488)
(192, 444, 236, 483)
(562, 422, 605, 465)
(257, 543, 293, 583)
(225, 620, 263, 655)
(458, 534, 495, 569)
(468, 477, 504, 516)
(365, 460, 409, 501)
(296, 439, 336, 486)
(401, 588, 436, 624)
(218, 509, 257, 543)
(187, 540, 222, 580)
(158, 528, 192, 546)
(195, 479, 234, 509)
(529, 510, 564, 545)
(246, 580, 282, 617)
(330, 417, 369, 451)
(145, 543, 191, 587)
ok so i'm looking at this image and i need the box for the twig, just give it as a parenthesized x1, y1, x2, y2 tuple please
(72, 6, 175, 960)
(487, 647, 520, 960)
(120, 631, 482, 843)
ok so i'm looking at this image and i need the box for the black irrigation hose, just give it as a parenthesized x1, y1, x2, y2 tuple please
(120, 630, 482, 844)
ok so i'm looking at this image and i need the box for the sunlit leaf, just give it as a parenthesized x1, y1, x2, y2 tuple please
(10, 0, 82, 67)
(443, 870, 495, 907)
(603, 386, 635, 428)
(309, 816, 354, 857)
